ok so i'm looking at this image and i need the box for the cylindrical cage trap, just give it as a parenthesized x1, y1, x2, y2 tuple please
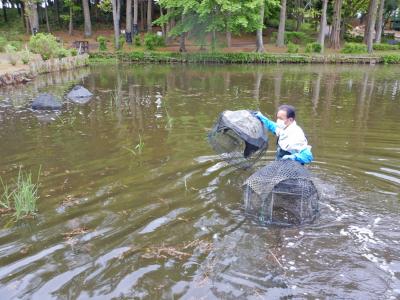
(208, 110, 268, 169)
(243, 160, 319, 226)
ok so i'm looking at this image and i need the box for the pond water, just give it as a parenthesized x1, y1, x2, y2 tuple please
(0, 63, 399, 299)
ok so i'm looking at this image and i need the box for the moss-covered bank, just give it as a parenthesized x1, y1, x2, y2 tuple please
(89, 51, 400, 65)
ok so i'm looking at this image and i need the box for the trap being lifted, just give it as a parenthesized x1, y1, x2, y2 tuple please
(243, 160, 319, 226)
(208, 110, 268, 169)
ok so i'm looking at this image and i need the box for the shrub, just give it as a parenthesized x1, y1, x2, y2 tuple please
(382, 54, 400, 64)
(341, 43, 367, 54)
(271, 31, 311, 45)
(4, 44, 18, 65)
(267, 18, 280, 29)
(9, 41, 22, 51)
(344, 33, 363, 43)
(305, 42, 322, 53)
(144, 33, 165, 50)
(97, 35, 107, 51)
(286, 19, 296, 32)
(29, 33, 61, 60)
(0, 36, 7, 52)
(20, 49, 32, 64)
(373, 43, 398, 51)
(299, 23, 315, 35)
(134, 34, 141, 46)
(287, 42, 299, 53)
(56, 47, 70, 58)
(70, 48, 78, 56)
(118, 36, 125, 50)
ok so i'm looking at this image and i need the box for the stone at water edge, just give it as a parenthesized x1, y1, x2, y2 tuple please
(31, 93, 62, 110)
(67, 85, 93, 104)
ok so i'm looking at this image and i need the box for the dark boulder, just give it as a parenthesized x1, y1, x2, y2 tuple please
(67, 85, 93, 104)
(31, 93, 62, 110)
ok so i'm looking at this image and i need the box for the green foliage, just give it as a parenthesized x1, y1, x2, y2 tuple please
(373, 43, 398, 51)
(271, 31, 311, 45)
(118, 36, 126, 50)
(287, 42, 299, 53)
(20, 49, 32, 65)
(97, 0, 112, 13)
(266, 18, 280, 29)
(56, 47, 70, 58)
(29, 33, 62, 60)
(382, 54, 400, 64)
(285, 19, 297, 32)
(8, 41, 22, 51)
(123, 134, 145, 156)
(299, 22, 315, 35)
(0, 36, 7, 52)
(134, 35, 142, 46)
(305, 42, 322, 53)
(144, 33, 165, 50)
(97, 36, 107, 51)
(5, 44, 17, 65)
(70, 48, 78, 56)
(341, 43, 367, 54)
(0, 167, 40, 220)
(344, 33, 363, 43)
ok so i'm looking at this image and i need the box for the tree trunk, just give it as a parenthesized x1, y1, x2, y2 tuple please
(147, 0, 152, 32)
(54, 0, 61, 27)
(44, 0, 50, 32)
(318, 0, 328, 51)
(140, 0, 144, 31)
(329, 0, 343, 49)
(112, 0, 120, 49)
(277, 0, 286, 47)
(375, 0, 385, 43)
(69, 6, 73, 35)
(160, 7, 166, 38)
(256, 1, 265, 53)
(179, 14, 186, 52)
(295, 0, 303, 31)
(82, 0, 92, 37)
(126, 0, 132, 42)
(366, 0, 378, 53)
(2, 0, 8, 22)
(226, 31, 231, 48)
(133, 0, 138, 35)
(27, 0, 39, 34)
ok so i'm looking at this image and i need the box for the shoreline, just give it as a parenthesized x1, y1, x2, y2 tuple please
(0, 54, 90, 87)
(89, 51, 400, 65)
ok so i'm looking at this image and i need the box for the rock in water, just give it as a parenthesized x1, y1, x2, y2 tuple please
(31, 93, 62, 110)
(67, 85, 93, 104)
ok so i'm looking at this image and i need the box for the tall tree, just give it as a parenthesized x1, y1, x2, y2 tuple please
(147, 0, 152, 32)
(82, 0, 92, 37)
(133, 0, 138, 34)
(256, 1, 265, 52)
(112, 0, 121, 49)
(44, 0, 50, 32)
(375, 0, 385, 43)
(276, 0, 287, 47)
(2, 0, 8, 22)
(317, 0, 328, 51)
(365, 0, 378, 52)
(329, 0, 343, 49)
(126, 0, 132, 42)
(24, 0, 39, 34)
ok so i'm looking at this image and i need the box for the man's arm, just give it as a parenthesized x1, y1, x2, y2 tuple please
(282, 147, 314, 164)
(254, 112, 277, 134)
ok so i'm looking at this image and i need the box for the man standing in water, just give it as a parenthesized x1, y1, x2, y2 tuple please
(254, 104, 313, 164)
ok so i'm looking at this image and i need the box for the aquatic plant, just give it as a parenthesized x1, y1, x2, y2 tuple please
(123, 134, 145, 156)
(0, 167, 40, 219)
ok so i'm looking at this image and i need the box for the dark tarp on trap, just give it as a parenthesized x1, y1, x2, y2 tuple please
(208, 110, 268, 169)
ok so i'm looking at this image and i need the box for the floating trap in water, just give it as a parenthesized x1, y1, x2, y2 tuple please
(243, 160, 319, 226)
(208, 110, 268, 169)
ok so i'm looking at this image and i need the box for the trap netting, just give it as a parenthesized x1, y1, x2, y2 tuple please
(208, 110, 268, 169)
(243, 160, 319, 226)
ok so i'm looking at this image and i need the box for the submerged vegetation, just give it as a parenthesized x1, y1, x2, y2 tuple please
(0, 167, 41, 220)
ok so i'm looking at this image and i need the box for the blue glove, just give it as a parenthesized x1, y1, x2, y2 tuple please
(282, 154, 295, 161)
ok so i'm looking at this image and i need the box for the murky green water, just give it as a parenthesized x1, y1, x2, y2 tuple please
(0, 63, 399, 299)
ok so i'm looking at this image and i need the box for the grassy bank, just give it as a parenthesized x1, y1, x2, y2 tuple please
(89, 51, 400, 65)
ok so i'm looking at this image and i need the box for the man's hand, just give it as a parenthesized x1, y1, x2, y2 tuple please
(282, 154, 295, 161)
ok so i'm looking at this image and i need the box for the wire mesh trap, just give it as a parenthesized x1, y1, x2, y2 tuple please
(208, 110, 268, 169)
(243, 160, 319, 226)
